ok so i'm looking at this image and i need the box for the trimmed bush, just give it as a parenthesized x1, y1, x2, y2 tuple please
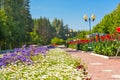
(51, 37, 65, 45)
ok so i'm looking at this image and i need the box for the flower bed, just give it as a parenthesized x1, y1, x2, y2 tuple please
(67, 40, 120, 56)
(0, 47, 91, 80)
(66, 33, 120, 56)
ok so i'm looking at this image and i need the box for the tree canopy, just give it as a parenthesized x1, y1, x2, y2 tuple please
(92, 3, 120, 34)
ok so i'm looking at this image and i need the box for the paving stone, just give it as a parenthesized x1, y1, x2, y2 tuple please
(112, 75, 120, 79)
(101, 69, 112, 72)
(90, 62, 102, 65)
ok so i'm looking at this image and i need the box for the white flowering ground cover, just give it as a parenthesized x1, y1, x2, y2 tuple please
(0, 48, 91, 80)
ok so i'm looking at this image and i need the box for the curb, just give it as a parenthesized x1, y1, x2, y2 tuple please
(91, 52, 120, 59)
(66, 48, 120, 59)
(91, 52, 109, 59)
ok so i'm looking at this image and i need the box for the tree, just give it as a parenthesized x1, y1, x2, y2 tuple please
(33, 17, 55, 44)
(76, 30, 89, 39)
(0, 0, 33, 49)
(0, 10, 8, 50)
(92, 3, 120, 34)
(29, 31, 42, 45)
(52, 18, 66, 39)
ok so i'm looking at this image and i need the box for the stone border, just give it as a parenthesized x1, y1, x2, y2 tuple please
(91, 52, 120, 59)
(66, 47, 120, 59)
(112, 75, 120, 79)
(91, 52, 109, 59)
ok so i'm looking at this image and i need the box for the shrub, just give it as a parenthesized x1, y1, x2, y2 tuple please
(51, 37, 65, 45)
(93, 40, 120, 56)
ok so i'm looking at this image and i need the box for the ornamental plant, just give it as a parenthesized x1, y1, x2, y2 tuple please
(93, 40, 120, 56)
(51, 37, 65, 45)
(67, 39, 120, 56)
(0, 45, 53, 68)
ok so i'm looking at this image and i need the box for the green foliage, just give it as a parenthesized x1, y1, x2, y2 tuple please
(0, 10, 10, 49)
(33, 17, 73, 45)
(29, 31, 42, 45)
(68, 44, 76, 49)
(68, 40, 120, 56)
(51, 37, 65, 45)
(0, 0, 33, 49)
(93, 40, 120, 56)
(0, 10, 7, 40)
(0, 1, 75, 49)
(33, 17, 54, 44)
(52, 18, 65, 39)
(66, 38, 73, 41)
(76, 30, 89, 39)
(92, 3, 120, 34)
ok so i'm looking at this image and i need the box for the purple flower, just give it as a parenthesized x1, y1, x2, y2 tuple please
(0, 45, 50, 68)
(14, 48, 21, 52)
(22, 44, 26, 49)
(47, 45, 55, 49)
(17, 55, 26, 62)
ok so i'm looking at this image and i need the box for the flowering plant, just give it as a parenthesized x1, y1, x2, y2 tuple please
(0, 45, 52, 67)
(0, 48, 91, 80)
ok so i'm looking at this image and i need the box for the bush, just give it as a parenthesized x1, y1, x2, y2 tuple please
(51, 37, 65, 45)
(93, 40, 120, 56)
(68, 44, 76, 49)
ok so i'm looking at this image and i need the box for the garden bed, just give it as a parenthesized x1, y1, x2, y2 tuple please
(0, 47, 91, 80)
(67, 40, 120, 57)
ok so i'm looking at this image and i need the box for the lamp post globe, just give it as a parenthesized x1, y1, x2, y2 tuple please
(83, 14, 88, 21)
(83, 14, 96, 34)
(91, 14, 96, 21)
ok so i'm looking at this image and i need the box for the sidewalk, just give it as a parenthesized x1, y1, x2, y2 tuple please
(61, 47, 120, 80)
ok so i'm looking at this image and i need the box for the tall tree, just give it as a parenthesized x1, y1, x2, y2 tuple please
(0, 0, 33, 49)
(52, 18, 66, 38)
(33, 17, 55, 44)
(0, 10, 8, 50)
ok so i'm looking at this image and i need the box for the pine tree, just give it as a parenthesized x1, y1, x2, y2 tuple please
(2, 0, 33, 48)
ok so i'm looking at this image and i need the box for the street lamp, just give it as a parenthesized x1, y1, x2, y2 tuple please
(83, 14, 96, 34)
(65, 33, 70, 38)
(83, 14, 96, 50)
(65, 29, 77, 39)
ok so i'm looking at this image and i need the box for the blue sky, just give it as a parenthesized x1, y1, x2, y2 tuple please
(30, 0, 120, 31)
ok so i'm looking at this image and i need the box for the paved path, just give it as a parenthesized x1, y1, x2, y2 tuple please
(61, 47, 120, 80)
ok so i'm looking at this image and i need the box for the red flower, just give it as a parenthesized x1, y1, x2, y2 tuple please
(116, 27, 120, 33)
(106, 34, 111, 40)
(86, 77, 92, 80)
(100, 36, 105, 41)
(95, 35, 99, 42)
(76, 65, 84, 71)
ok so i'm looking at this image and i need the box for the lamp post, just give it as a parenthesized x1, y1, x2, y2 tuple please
(83, 14, 96, 34)
(83, 14, 96, 50)
(65, 29, 72, 38)
(65, 33, 70, 48)
(65, 33, 70, 38)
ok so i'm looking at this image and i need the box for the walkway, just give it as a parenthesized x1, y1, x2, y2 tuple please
(61, 47, 120, 80)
